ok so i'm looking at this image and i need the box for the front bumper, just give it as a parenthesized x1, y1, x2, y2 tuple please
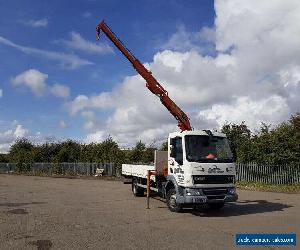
(176, 187, 238, 204)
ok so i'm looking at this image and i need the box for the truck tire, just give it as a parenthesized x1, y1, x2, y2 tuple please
(208, 202, 224, 210)
(166, 188, 182, 212)
(132, 178, 144, 197)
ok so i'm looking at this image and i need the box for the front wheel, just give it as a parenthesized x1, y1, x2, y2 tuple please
(166, 188, 182, 212)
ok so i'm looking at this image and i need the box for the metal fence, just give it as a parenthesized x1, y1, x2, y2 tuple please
(236, 163, 300, 185)
(1, 162, 299, 184)
(0, 162, 118, 177)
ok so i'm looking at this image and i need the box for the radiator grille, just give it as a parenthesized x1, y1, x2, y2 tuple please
(193, 175, 235, 184)
(203, 188, 228, 200)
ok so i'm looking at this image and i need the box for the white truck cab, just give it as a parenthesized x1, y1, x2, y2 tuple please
(165, 130, 238, 211)
(122, 130, 238, 212)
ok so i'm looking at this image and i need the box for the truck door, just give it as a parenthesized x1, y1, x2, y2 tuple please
(174, 137, 183, 166)
(169, 137, 184, 183)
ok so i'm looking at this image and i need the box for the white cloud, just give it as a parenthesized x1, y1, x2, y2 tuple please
(0, 123, 57, 153)
(161, 24, 215, 55)
(11, 69, 70, 98)
(67, 0, 300, 147)
(66, 91, 113, 115)
(80, 111, 104, 130)
(0, 36, 93, 69)
(60, 32, 113, 54)
(25, 18, 48, 28)
(14, 124, 28, 138)
(82, 12, 92, 18)
(0, 124, 28, 153)
(12, 69, 47, 96)
(199, 26, 216, 43)
(0, 89, 3, 98)
(85, 131, 105, 144)
(12, 120, 18, 126)
(198, 96, 290, 130)
(50, 83, 70, 98)
(59, 120, 66, 129)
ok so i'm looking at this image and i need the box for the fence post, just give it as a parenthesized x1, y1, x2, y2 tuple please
(296, 164, 300, 183)
(287, 164, 291, 185)
(241, 163, 244, 182)
(278, 164, 281, 185)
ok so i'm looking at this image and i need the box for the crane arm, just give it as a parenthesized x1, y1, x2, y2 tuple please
(96, 20, 192, 131)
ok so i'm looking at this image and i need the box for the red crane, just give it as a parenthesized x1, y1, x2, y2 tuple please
(96, 20, 192, 131)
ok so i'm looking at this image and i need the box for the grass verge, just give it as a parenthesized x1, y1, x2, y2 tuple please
(237, 181, 300, 193)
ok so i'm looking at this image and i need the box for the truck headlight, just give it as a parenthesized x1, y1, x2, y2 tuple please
(228, 188, 236, 195)
(186, 189, 203, 196)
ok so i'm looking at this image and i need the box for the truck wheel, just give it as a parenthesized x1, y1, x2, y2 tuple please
(166, 188, 182, 212)
(208, 202, 224, 210)
(132, 179, 144, 197)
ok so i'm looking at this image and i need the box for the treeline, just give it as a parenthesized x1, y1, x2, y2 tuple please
(1, 137, 161, 169)
(1, 113, 299, 166)
(222, 113, 300, 164)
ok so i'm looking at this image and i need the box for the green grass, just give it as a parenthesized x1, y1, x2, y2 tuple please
(237, 181, 300, 193)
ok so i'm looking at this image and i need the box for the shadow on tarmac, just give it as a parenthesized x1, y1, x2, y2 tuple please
(151, 196, 292, 217)
(189, 200, 292, 217)
(0, 202, 46, 207)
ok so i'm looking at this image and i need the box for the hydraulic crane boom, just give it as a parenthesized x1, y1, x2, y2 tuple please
(96, 20, 192, 131)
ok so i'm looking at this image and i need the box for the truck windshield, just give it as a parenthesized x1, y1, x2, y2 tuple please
(185, 135, 233, 163)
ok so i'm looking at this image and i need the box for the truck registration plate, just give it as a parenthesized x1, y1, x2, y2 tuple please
(193, 198, 207, 203)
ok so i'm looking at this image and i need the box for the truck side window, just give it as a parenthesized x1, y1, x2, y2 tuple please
(175, 137, 183, 165)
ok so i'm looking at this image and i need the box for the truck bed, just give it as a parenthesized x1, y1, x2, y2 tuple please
(122, 164, 155, 178)
(122, 151, 167, 179)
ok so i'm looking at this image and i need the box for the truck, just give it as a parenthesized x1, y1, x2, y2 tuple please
(96, 21, 238, 212)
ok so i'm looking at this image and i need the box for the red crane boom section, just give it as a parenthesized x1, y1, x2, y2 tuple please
(96, 20, 192, 131)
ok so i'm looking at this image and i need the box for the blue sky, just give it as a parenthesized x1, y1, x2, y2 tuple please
(1, 0, 299, 152)
(0, 0, 214, 149)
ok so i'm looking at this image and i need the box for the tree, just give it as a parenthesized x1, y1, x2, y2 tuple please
(6, 112, 299, 167)
(290, 112, 300, 132)
(80, 143, 96, 162)
(54, 140, 81, 163)
(221, 122, 253, 162)
(0, 153, 8, 163)
(9, 138, 34, 171)
(252, 119, 300, 164)
(160, 141, 168, 151)
(34, 142, 60, 162)
(91, 137, 120, 163)
(130, 141, 146, 163)
(143, 146, 156, 163)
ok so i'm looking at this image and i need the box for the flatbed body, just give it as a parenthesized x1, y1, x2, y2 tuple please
(122, 131, 238, 212)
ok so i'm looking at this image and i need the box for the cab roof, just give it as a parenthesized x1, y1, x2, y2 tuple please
(169, 130, 226, 138)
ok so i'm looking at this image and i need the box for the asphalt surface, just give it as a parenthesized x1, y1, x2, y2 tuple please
(0, 174, 299, 250)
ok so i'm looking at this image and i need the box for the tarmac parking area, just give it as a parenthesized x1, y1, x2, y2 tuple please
(0, 174, 299, 250)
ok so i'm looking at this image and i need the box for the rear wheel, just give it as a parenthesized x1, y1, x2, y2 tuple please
(166, 188, 182, 212)
(132, 178, 144, 197)
(208, 202, 224, 210)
